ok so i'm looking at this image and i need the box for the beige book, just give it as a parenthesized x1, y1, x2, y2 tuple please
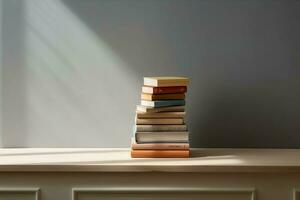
(141, 93, 185, 101)
(136, 105, 185, 113)
(135, 131, 189, 143)
(136, 111, 185, 119)
(131, 138, 189, 150)
(135, 117, 184, 125)
(144, 77, 189, 87)
(135, 124, 187, 132)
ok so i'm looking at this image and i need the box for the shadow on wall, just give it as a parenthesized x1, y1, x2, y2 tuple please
(61, 0, 300, 148)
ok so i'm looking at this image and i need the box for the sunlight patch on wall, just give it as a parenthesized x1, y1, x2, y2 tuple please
(22, 0, 137, 146)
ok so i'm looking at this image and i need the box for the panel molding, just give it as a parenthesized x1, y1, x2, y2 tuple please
(0, 187, 40, 200)
(72, 187, 256, 200)
(294, 188, 300, 200)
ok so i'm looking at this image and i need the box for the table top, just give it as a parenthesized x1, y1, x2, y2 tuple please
(0, 148, 300, 172)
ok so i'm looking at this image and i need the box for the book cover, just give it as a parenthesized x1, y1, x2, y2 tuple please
(136, 105, 185, 113)
(131, 149, 190, 158)
(141, 93, 185, 101)
(131, 138, 189, 150)
(136, 111, 185, 119)
(135, 124, 187, 132)
(141, 100, 185, 108)
(144, 77, 189, 87)
(135, 118, 184, 125)
(142, 86, 187, 94)
(135, 131, 189, 143)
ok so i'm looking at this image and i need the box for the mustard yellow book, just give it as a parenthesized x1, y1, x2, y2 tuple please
(144, 77, 189, 87)
(141, 93, 185, 101)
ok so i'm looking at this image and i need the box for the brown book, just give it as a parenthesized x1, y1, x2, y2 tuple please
(142, 86, 187, 94)
(131, 138, 189, 150)
(131, 150, 190, 158)
(135, 117, 184, 125)
(136, 111, 185, 119)
(144, 77, 189, 87)
(141, 93, 185, 101)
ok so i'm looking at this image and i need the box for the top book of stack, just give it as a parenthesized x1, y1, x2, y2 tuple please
(144, 77, 189, 87)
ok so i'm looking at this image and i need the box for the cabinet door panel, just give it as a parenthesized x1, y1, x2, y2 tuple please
(74, 189, 254, 200)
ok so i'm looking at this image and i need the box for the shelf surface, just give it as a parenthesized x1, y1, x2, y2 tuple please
(0, 148, 300, 172)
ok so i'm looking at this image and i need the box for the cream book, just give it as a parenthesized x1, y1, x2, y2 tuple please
(135, 117, 184, 125)
(135, 131, 189, 143)
(144, 77, 189, 87)
(136, 105, 185, 113)
(131, 138, 189, 150)
(135, 124, 187, 132)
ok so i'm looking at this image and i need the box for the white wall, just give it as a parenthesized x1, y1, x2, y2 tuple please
(1, 0, 300, 147)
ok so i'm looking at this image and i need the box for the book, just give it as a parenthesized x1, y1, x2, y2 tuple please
(136, 111, 185, 119)
(131, 138, 189, 150)
(136, 105, 185, 113)
(135, 118, 184, 125)
(144, 77, 189, 87)
(135, 124, 187, 132)
(141, 100, 185, 108)
(135, 131, 189, 143)
(131, 150, 189, 158)
(142, 86, 187, 94)
(141, 93, 185, 101)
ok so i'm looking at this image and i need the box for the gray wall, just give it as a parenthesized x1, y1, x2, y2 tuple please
(1, 0, 299, 148)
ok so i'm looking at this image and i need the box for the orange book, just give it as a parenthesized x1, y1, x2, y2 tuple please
(131, 150, 190, 158)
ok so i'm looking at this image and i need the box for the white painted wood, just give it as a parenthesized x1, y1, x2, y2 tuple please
(0, 188, 40, 200)
(72, 187, 255, 200)
(0, 148, 299, 199)
(1, 148, 300, 172)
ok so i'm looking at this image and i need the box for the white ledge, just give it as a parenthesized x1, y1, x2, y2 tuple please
(0, 148, 300, 172)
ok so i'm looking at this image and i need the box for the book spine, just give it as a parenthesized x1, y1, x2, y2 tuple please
(135, 125, 187, 132)
(152, 86, 187, 94)
(131, 143, 189, 150)
(153, 100, 185, 107)
(131, 150, 189, 158)
(135, 118, 184, 125)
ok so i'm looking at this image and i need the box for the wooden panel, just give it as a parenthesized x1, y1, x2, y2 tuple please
(294, 189, 300, 200)
(0, 188, 39, 200)
(73, 188, 255, 200)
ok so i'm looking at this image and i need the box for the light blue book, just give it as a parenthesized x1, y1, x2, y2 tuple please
(141, 100, 185, 108)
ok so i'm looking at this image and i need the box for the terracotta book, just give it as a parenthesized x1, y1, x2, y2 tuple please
(144, 77, 189, 87)
(131, 150, 190, 158)
(141, 93, 185, 101)
(142, 86, 187, 94)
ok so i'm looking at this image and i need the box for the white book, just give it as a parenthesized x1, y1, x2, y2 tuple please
(135, 131, 189, 143)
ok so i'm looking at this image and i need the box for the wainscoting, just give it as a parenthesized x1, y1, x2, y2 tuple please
(0, 148, 300, 200)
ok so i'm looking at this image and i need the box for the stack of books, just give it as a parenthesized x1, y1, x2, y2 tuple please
(131, 77, 190, 158)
